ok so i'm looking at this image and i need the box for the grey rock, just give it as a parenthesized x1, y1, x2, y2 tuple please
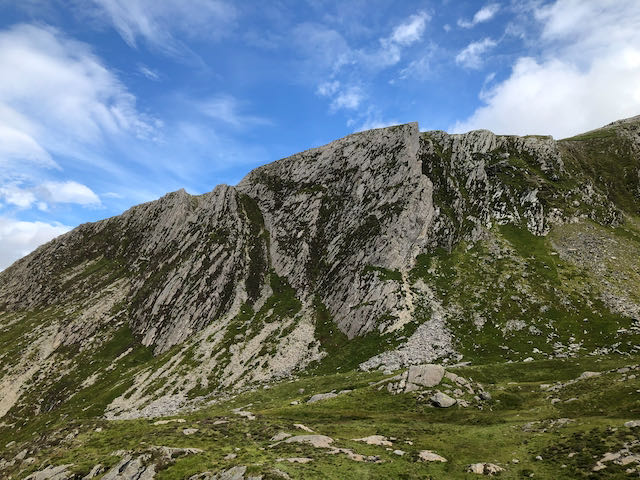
(25, 465, 73, 480)
(406, 364, 445, 389)
(307, 392, 338, 404)
(418, 450, 447, 462)
(430, 391, 457, 408)
(467, 463, 505, 475)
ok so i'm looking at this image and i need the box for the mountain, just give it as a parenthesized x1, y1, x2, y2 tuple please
(1, 117, 640, 479)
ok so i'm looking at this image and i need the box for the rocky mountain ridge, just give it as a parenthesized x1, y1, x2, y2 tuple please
(1, 117, 639, 423)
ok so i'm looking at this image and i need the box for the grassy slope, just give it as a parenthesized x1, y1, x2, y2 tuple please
(1, 355, 639, 479)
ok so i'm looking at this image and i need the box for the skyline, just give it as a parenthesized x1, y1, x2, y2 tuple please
(1, 0, 640, 269)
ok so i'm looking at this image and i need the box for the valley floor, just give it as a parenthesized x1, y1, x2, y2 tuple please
(2, 354, 639, 479)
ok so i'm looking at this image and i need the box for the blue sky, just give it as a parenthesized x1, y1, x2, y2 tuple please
(1, 0, 639, 269)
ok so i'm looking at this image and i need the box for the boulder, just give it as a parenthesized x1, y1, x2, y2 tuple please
(282, 435, 334, 448)
(307, 392, 338, 404)
(352, 435, 393, 446)
(418, 450, 447, 462)
(430, 392, 456, 408)
(407, 364, 444, 388)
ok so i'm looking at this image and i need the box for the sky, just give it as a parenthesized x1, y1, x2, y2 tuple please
(0, 0, 639, 270)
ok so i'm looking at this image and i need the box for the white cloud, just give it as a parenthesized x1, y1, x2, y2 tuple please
(0, 180, 101, 210)
(138, 64, 160, 81)
(389, 12, 430, 46)
(458, 3, 500, 29)
(330, 86, 364, 111)
(455, 38, 497, 69)
(0, 184, 36, 208)
(0, 217, 71, 271)
(0, 124, 56, 170)
(0, 24, 154, 158)
(453, 0, 640, 138)
(88, 0, 236, 54)
(372, 11, 431, 68)
(305, 11, 430, 118)
(317, 81, 340, 97)
(39, 181, 101, 206)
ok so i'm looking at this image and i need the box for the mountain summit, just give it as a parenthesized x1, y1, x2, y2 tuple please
(1, 118, 640, 479)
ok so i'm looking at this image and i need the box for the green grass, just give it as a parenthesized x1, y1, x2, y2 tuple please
(3, 354, 639, 479)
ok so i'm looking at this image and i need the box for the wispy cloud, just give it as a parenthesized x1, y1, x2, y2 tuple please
(197, 95, 272, 128)
(301, 11, 431, 118)
(458, 3, 500, 29)
(88, 0, 237, 56)
(455, 38, 497, 69)
(138, 64, 160, 81)
(367, 11, 431, 68)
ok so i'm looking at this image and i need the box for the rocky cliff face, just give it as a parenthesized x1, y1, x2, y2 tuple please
(1, 117, 639, 421)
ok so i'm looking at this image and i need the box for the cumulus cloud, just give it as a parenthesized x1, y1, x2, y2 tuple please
(0, 217, 71, 271)
(0, 184, 36, 209)
(0, 181, 101, 210)
(453, 0, 640, 138)
(38, 181, 101, 206)
(458, 3, 500, 29)
(455, 38, 497, 69)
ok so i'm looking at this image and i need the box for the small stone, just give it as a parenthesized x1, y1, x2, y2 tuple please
(624, 420, 640, 428)
(153, 418, 186, 425)
(523, 357, 534, 362)
(183, 428, 199, 435)
(578, 371, 601, 380)
(479, 391, 492, 401)
(393, 450, 405, 456)
(467, 463, 504, 475)
(535, 455, 543, 461)
(294, 424, 313, 432)
(352, 435, 392, 446)
(290, 401, 299, 405)
(277, 457, 313, 464)
(271, 432, 292, 442)
(224, 453, 237, 460)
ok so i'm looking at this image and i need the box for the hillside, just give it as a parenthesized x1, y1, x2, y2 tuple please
(1, 117, 639, 479)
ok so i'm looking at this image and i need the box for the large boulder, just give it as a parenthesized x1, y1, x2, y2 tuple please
(407, 364, 445, 389)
